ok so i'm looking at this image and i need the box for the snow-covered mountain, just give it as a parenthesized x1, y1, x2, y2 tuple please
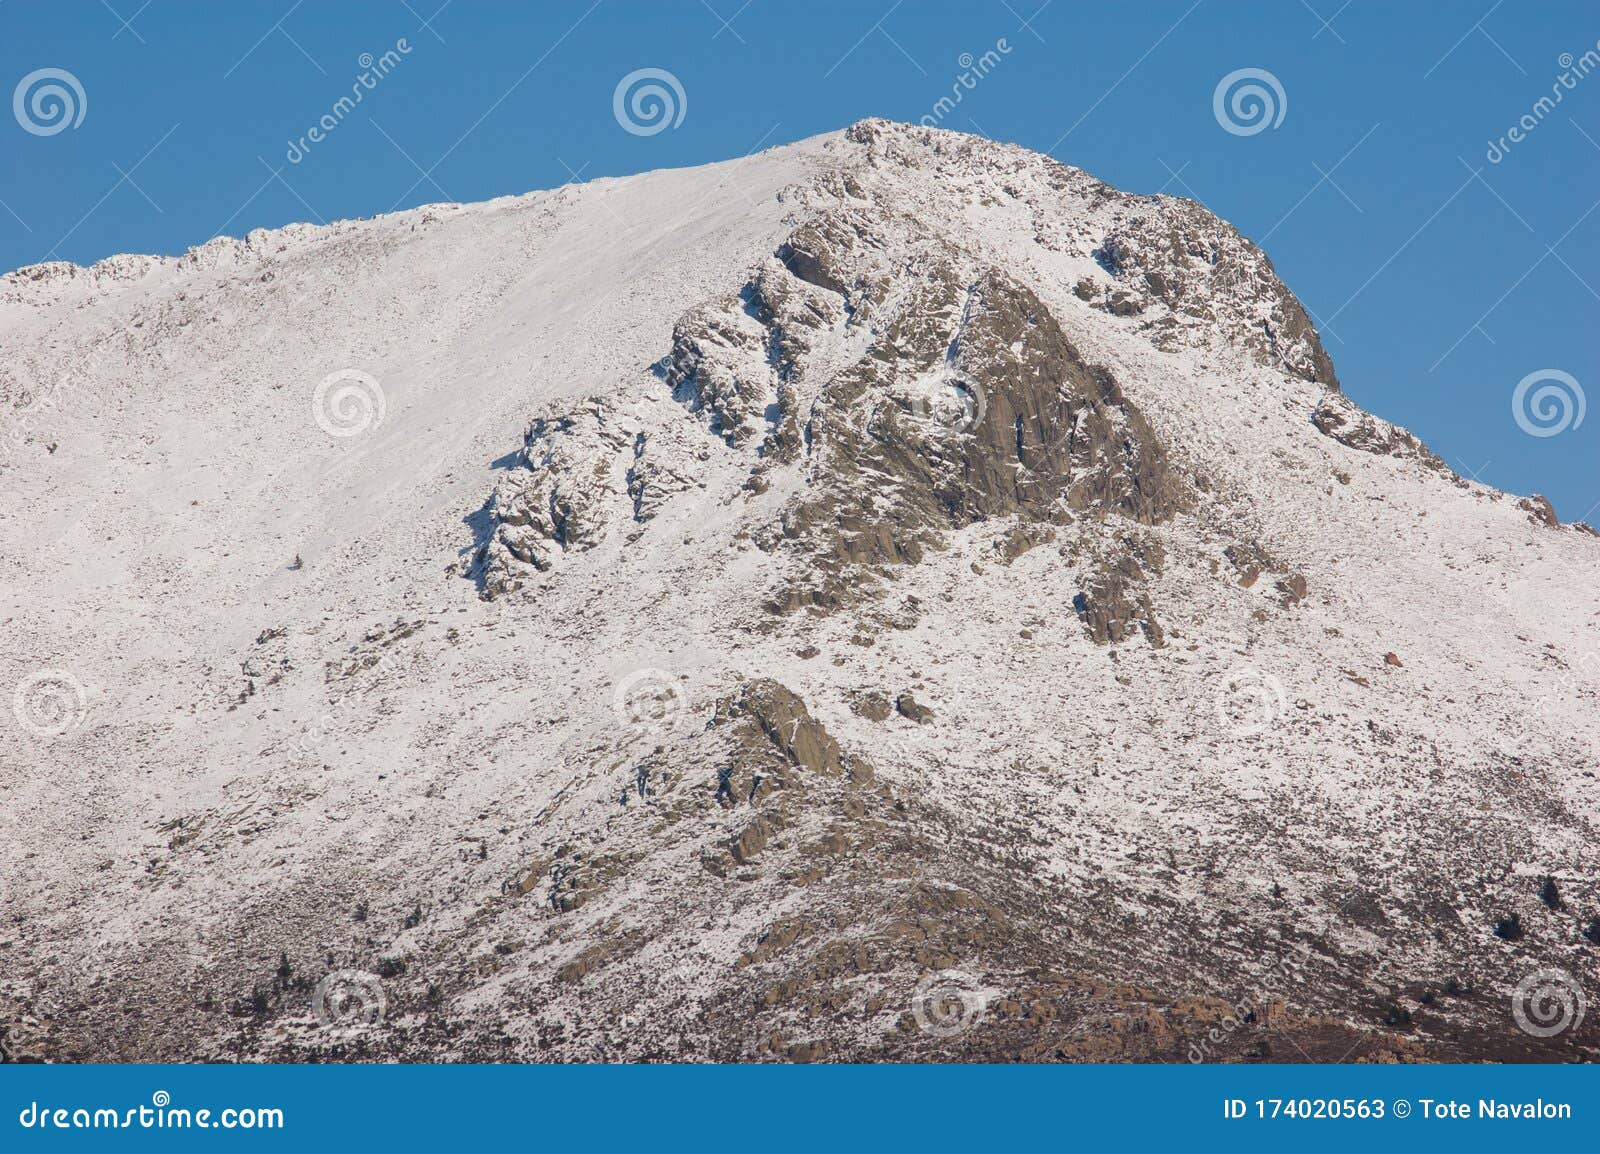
(2, 120, 1596, 1063)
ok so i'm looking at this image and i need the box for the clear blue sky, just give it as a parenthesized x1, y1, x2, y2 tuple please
(3, 1, 1596, 518)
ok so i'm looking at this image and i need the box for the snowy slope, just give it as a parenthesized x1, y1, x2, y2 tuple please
(1, 121, 1596, 1064)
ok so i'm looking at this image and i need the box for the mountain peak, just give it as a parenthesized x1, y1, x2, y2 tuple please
(3, 123, 1597, 1063)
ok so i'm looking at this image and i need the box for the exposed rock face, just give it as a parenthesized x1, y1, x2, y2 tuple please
(1072, 532, 1171, 647)
(472, 122, 1381, 626)
(1091, 201, 1340, 390)
(1312, 392, 1445, 470)
(715, 678, 863, 783)
(477, 401, 633, 596)
(894, 691, 934, 723)
(853, 691, 893, 721)
(1518, 495, 1559, 528)
(481, 201, 1188, 616)
(1225, 540, 1277, 588)
(1076, 550, 1164, 647)
(759, 260, 1186, 612)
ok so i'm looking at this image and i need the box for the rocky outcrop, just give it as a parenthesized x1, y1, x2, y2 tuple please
(474, 128, 1378, 616)
(721, 679, 841, 774)
(744, 226, 1187, 612)
(714, 678, 873, 787)
(664, 297, 777, 448)
(476, 401, 632, 596)
(477, 171, 1203, 609)
(1075, 549, 1164, 647)
(1089, 199, 1339, 388)
(1224, 540, 1277, 588)
(1312, 392, 1445, 470)
(699, 679, 879, 871)
(895, 692, 934, 723)
(1518, 495, 1559, 528)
